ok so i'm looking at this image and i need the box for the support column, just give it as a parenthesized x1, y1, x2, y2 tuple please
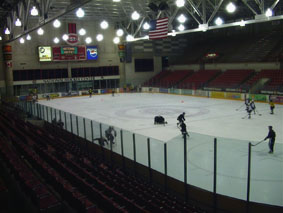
(3, 44, 13, 97)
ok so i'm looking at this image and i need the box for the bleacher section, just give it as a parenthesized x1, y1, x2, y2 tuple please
(0, 106, 206, 213)
(240, 69, 283, 93)
(207, 69, 254, 90)
(144, 70, 194, 88)
(178, 70, 221, 89)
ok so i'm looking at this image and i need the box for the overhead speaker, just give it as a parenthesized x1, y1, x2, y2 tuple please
(148, 2, 159, 12)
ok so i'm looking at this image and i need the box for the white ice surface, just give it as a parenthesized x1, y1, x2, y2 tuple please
(40, 93, 283, 143)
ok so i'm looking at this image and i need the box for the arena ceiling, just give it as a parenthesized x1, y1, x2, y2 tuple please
(1, 0, 283, 42)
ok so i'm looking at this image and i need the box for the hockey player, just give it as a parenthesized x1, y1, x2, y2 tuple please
(154, 116, 167, 125)
(89, 88, 93, 98)
(177, 112, 186, 127)
(264, 126, 276, 153)
(250, 99, 256, 114)
(269, 100, 275, 114)
(105, 126, 117, 145)
(93, 137, 109, 146)
(246, 104, 252, 119)
(180, 122, 190, 138)
(112, 89, 115, 97)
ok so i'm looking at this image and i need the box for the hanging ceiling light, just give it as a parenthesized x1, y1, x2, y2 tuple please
(15, 18, 22, 27)
(176, 0, 185, 7)
(178, 24, 185, 31)
(100, 20, 109, 29)
(79, 28, 86, 35)
(113, 37, 120, 44)
(76, 8, 85, 18)
(96, 34, 104, 41)
(53, 37, 60, 43)
(113, 0, 120, 2)
(5, 28, 10, 34)
(239, 20, 246, 27)
(215, 17, 223, 26)
(62, 34, 69, 41)
(265, 8, 273, 17)
(19, 38, 25, 44)
(143, 22, 150, 30)
(37, 28, 44, 35)
(177, 14, 186, 23)
(30, 6, 38, 16)
(116, 29, 124, 37)
(85, 37, 92, 44)
(131, 11, 140, 20)
(26, 34, 31, 40)
(226, 2, 236, 13)
(53, 19, 61, 28)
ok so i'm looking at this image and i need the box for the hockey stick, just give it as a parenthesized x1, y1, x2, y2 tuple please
(251, 140, 265, 146)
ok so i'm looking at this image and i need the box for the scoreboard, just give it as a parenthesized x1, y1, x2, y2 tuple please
(53, 46, 86, 61)
(38, 45, 98, 62)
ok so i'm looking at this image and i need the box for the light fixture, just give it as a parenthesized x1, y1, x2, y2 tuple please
(131, 11, 140, 20)
(37, 28, 44, 35)
(116, 29, 124, 37)
(62, 34, 69, 41)
(239, 20, 245, 27)
(265, 8, 273, 17)
(226, 2, 236, 13)
(5, 28, 10, 34)
(126, 35, 134, 41)
(178, 24, 185, 31)
(100, 20, 109, 29)
(113, 37, 120, 44)
(79, 28, 86, 35)
(215, 17, 223, 26)
(171, 30, 176, 36)
(76, 8, 85, 18)
(30, 6, 38, 16)
(85, 37, 92, 44)
(143, 22, 150, 30)
(19, 38, 25, 44)
(0, 36, 2, 40)
(96, 34, 104, 41)
(177, 14, 186, 23)
(53, 37, 60, 43)
(176, 0, 185, 7)
(15, 18, 22, 27)
(113, 0, 120, 2)
(26, 34, 31, 40)
(199, 24, 208, 32)
(53, 19, 61, 28)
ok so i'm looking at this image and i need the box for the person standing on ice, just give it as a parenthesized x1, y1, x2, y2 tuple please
(177, 112, 186, 127)
(264, 126, 276, 154)
(180, 122, 189, 138)
(250, 99, 256, 114)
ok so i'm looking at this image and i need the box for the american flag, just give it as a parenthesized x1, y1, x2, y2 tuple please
(149, 17, 169, 40)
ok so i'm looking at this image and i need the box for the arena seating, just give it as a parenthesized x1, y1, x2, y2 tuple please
(240, 69, 283, 92)
(0, 106, 206, 213)
(207, 69, 254, 89)
(178, 70, 221, 89)
(143, 70, 171, 87)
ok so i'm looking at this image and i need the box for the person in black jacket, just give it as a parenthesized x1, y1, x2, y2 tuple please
(180, 122, 189, 138)
(177, 112, 185, 127)
(264, 126, 276, 153)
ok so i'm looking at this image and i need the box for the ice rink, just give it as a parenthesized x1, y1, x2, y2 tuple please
(39, 93, 283, 207)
